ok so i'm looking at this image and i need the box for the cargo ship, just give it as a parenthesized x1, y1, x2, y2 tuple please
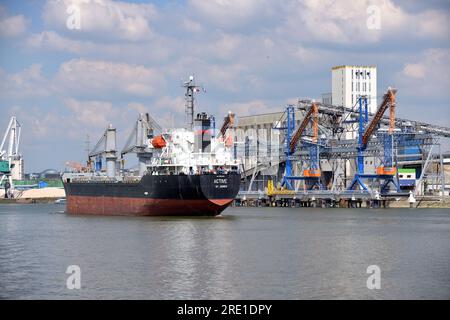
(62, 76, 241, 216)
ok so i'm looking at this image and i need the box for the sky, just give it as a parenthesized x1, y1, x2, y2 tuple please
(0, 0, 449, 172)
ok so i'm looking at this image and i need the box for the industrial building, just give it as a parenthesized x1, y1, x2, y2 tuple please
(234, 66, 449, 206)
(332, 65, 377, 114)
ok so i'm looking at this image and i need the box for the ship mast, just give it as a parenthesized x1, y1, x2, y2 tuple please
(183, 75, 203, 130)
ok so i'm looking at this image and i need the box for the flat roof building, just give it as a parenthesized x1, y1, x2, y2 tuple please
(332, 65, 377, 112)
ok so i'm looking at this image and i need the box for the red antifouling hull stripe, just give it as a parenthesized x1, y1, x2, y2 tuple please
(66, 196, 233, 216)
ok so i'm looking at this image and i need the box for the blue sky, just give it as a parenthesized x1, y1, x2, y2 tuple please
(0, 0, 449, 172)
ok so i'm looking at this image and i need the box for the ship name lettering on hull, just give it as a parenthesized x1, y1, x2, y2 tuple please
(214, 178, 227, 184)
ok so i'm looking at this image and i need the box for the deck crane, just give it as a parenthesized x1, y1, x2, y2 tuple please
(0, 116, 22, 198)
(348, 88, 400, 193)
(88, 124, 118, 178)
(121, 113, 163, 176)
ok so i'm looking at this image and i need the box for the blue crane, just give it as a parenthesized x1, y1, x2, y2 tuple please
(276, 103, 324, 190)
(347, 88, 400, 194)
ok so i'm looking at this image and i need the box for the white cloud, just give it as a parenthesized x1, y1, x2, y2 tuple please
(416, 10, 450, 39)
(43, 0, 156, 41)
(0, 58, 167, 107)
(403, 63, 426, 79)
(280, 0, 405, 44)
(219, 100, 278, 117)
(7, 99, 131, 143)
(188, 0, 274, 29)
(25, 30, 175, 64)
(26, 31, 84, 54)
(7, 106, 58, 139)
(0, 6, 27, 37)
(54, 58, 165, 97)
(277, 0, 450, 45)
(398, 48, 450, 97)
(154, 96, 185, 114)
(65, 98, 118, 128)
(182, 18, 203, 33)
(127, 102, 148, 114)
(0, 64, 50, 98)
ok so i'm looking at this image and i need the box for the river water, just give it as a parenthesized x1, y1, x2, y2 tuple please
(0, 204, 449, 299)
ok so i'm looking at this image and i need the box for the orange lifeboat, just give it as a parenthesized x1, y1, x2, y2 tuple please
(151, 135, 166, 148)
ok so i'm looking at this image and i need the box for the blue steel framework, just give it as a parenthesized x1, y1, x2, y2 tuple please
(274, 105, 295, 189)
(347, 96, 400, 194)
(275, 105, 324, 190)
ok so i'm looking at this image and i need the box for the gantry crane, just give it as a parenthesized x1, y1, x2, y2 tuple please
(347, 88, 400, 193)
(0, 116, 22, 198)
(274, 103, 324, 190)
(273, 105, 296, 189)
(289, 102, 324, 190)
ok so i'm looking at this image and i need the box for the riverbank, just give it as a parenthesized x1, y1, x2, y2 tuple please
(0, 197, 63, 204)
(0, 187, 65, 203)
(389, 198, 450, 208)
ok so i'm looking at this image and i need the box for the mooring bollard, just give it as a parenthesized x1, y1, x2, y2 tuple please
(408, 191, 416, 208)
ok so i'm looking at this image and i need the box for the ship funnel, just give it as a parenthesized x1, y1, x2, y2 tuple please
(194, 113, 211, 153)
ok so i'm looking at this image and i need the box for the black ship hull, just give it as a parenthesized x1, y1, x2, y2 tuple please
(63, 173, 241, 216)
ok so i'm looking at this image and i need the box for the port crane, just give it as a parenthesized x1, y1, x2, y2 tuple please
(274, 102, 324, 190)
(289, 102, 325, 190)
(347, 88, 400, 193)
(0, 116, 22, 198)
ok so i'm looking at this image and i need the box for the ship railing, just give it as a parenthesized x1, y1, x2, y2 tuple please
(69, 176, 119, 183)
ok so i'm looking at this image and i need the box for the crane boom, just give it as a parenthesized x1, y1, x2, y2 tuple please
(121, 113, 162, 157)
(218, 112, 235, 138)
(289, 103, 317, 153)
(362, 88, 396, 146)
(312, 103, 319, 143)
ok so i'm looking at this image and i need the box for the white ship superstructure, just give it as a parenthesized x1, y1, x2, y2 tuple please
(149, 116, 239, 175)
